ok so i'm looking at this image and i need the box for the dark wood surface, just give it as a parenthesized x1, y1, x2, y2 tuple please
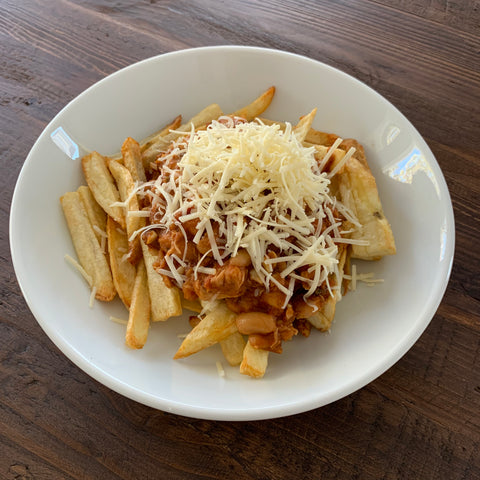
(1, 1, 479, 478)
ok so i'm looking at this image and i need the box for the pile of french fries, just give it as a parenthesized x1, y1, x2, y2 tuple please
(60, 87, 395, 378)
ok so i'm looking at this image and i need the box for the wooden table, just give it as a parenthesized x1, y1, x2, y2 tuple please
(2, 1, 479, 478)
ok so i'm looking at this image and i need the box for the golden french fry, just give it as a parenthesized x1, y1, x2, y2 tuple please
(231, 86, 275, 121)
(257, 117, 282, 128)
(121, 137, 146, 183)
(181, 296, 202, 313)
(338, 157, 396, 260)
(60, 191, 116, 301)
(174, 302, 238, 359)
(108, 159, 145, 264)
(315, 144, 396, 259)
(293, 108, 317, 143)
(305, 129, 339, 147)
(81, 152, 125, 229)
(141, 240, 182, 321)
(140, 115, 182, 153)
(125, 259, 150, 349)
(188, 313, 245, 366)
(259, 117, 339, 147)
(108, 159, 136, 212)
(308, 245, 347, 331)
(106, 216, 136, 309)
(340, 138, 371, 171)
(239, 342, 269, 378)
(313, 144, 346, 173)
(220, 332, 246, 366)
(142, 104, 223, 165)
(77, 185, 107, 243)
(307, 297, 336, 331)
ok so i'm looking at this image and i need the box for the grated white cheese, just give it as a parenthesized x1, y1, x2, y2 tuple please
(92, 225, 108, 238)
(110, 316, 128, 325)
(89, 286, 97, 308)
(64, 254, 93, 287)
(327, 146, 356, 179)
(127, 210, 151, 218)
(344, 267, 384, 291)
(144, 120, 361, 301)
(216, 360, 225, 377)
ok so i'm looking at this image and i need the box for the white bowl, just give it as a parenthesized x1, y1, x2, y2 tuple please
(10, 46, 454, 420)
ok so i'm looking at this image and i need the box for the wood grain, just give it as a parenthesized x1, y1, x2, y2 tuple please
(1, 0, 479, 479)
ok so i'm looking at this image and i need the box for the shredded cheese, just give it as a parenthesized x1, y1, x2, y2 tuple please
(110, 316, 128, 325)
(216, 360, 225, 377)
(144, 120, 361, 302)
(92, 225, 107, 238)
(64, 254, 93, 287)
(89, 286, 97, 308)
(127, 210, 151, 218)
(345, 267, 384, 291)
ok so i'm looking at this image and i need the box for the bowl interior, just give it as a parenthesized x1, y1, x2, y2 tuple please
(10, 46, 454, 420)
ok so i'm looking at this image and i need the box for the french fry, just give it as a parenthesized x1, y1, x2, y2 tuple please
(340, 138, 371, 171)
(81, 152, 125, 229)
(77, 185, 107, 243)
(125, 259, 150, 349)
(60, 191, 116, 301)
(141, 240, 182, 321)
(315, 145, 396, 260)
(220, 332, 246, 367)
(121, 137, 146, 183)
(308, 245, 347, 331)
(142, 104, 223, 166)
(108, 159, 145, 264)
(293, 108, 317, 143)
(307, 297, 336, 331)
(305, 129, 339, 147)
(174, 302, 238, 359)
(106, 216, 136, 309)
(189, 313, 245, 366)
(338, 157, 396, 260)
(240, 342, 269, 378)
(140, 115, 182, 153)
(231, 86, 275, 121)
(259, 117, 339, 147)
(181, 296, 202, 313)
